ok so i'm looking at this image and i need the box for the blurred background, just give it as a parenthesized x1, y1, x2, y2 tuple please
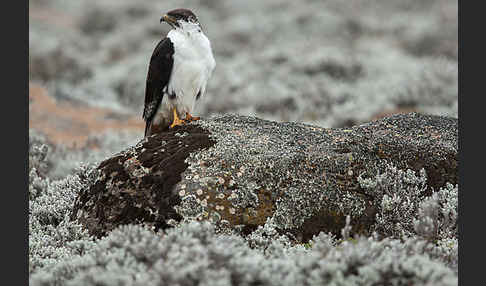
(29, 0, 458, 178)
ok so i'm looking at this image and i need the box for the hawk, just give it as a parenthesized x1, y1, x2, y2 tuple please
(143, 8, 216, 137)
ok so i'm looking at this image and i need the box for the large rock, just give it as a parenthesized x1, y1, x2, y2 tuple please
(71, 113, 458, 239)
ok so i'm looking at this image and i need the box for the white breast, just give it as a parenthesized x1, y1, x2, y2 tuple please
(164, 27, 216, 116)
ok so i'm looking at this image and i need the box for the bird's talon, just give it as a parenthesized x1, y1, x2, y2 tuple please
(169, 107, 185, 128)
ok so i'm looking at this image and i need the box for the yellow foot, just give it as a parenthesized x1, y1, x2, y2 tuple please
(169, 108, 185, 128)
(185, 112, 200, 122)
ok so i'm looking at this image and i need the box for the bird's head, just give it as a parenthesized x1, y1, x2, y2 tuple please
(161, 8, 200, 30)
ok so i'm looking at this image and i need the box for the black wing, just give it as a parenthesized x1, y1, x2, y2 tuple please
(143, 37, 174, 136)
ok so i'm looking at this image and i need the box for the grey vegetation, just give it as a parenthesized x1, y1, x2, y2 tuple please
(29, 129, 140, 180)
(358, 165, 430, 238)
(29, 138, 98, 273)
(29, 0, 458, 284)
(30, 221, 458, 286)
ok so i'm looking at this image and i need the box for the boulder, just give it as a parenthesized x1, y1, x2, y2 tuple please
(71, 113, 458, 240)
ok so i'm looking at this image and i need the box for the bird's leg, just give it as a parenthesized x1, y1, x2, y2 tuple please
(184, 112, 200, 122)
(170, 107, 185, 128)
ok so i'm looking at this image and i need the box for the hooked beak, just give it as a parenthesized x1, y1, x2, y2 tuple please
(160, 14, 177, 25)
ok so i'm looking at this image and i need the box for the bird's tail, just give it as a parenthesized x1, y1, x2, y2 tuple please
(144, 121, 152, 137)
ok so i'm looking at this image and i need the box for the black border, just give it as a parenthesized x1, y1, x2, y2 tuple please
(458, 0, 469, 284)
(5, 0, 28, 284)
(458, 0, 481, 284)
(457, 0, 462, 281)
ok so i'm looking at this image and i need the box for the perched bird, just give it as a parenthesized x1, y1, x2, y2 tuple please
(143, 8, 216, 137)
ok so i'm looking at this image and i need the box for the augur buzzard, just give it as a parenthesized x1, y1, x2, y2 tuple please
(143, 8, 216, 137)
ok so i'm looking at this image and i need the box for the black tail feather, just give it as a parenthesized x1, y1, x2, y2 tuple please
(144, 121, 152, 137)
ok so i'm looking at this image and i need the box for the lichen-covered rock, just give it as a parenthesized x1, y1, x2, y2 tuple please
(71, 125, 215, 238)
(71, 113, 457, 240)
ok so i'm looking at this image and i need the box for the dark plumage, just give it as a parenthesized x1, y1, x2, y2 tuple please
(142, 38, 174, 137)
(165, 8, 198, 25)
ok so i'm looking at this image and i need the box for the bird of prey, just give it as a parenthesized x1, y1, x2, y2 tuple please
(143, 8, 216, 137)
